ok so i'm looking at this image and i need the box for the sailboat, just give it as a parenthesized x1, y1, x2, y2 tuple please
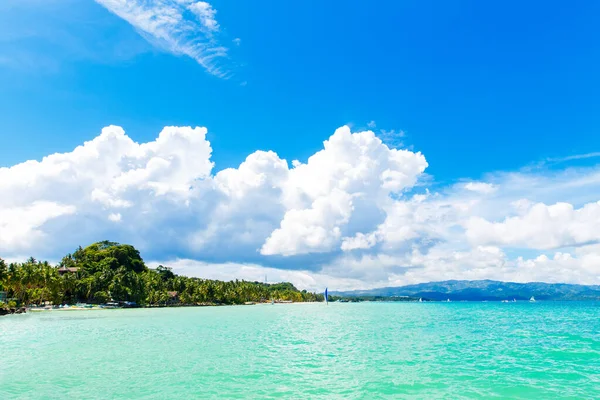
(418, 298, 423, 303)
(324, 288, 328, 305)
(529, 296, 536, 302)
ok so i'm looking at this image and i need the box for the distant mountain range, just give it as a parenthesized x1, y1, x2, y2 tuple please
(333, 280, 600, 301)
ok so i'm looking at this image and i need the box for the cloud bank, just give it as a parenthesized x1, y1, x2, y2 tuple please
(2, 124, 600, 290)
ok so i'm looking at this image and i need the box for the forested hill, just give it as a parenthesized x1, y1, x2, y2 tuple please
(0, 241, 323, 307)
(334, 280, 600, 301)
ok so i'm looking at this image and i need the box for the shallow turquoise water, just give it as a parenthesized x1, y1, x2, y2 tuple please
(1, 302, 599, 399)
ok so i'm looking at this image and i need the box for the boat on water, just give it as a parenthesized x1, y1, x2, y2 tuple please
(529, 296, 536, 302)
(501, 300, 509, 303)
(446, 298, 451, 302)
(418, 298, 423, 303)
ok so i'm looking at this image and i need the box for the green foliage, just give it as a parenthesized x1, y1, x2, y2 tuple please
(0, 258, 7, 291)
(93, 291, 110, 304)
(0, 241, 323, 307)
(68, 241, 147, 274)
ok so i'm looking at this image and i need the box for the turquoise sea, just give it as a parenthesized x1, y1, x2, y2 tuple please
(1, 302, 599, 399)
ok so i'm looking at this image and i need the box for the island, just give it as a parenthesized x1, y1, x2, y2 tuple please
(0, 241, 324, 315)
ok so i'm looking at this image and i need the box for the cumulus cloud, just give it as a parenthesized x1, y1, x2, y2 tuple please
(0, 125, 214, 256)
(0, 125, 426, 259)
(94, 0, 229, 76)
(341, 232, 379, 251)
(2, 123, 600, 289)
(0, 202, 76, 253)
(466, 201, 600, 249)
(320, 242, 600, 290)
(261, 127, 428, 256)
(513, 245, 600, 284)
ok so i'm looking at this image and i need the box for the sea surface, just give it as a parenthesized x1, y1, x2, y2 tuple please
(1, 302, 599, 399)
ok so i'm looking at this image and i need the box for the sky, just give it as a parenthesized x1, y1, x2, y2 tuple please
(1, 0, 600, 290)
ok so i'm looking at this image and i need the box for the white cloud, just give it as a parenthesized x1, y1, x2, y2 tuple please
(544, 152, 600, 164)
(0, 125, 214, 256)
(341, 232, 379, 251)
(378, 129, 405, 148)
(367, 120, 376, 128)
(94, 0, 230, 77)
(513, 245, 600, 284)
(464, 181, 496, 194)
(321, 243, 600, 290)
(261, 189, 352, 256)
(232, 37, 241, 46)
(3, 123, 600, 289)
(187, 1, 218, 32)
(466, 201, 600, 250)
(0, 125, 427, 260)
(260, 126, 428, 256)
(409, 243, 600, 286)
(0, 202, 76, 253)
(108, 213, 122, 222)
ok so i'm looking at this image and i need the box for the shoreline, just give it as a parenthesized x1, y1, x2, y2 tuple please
(5, 301, 320, 315)
(0, 307, 27, 316)
(6, 298, 585, 317)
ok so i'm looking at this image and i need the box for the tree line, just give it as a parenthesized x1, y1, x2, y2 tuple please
(0, 241, 324, 308)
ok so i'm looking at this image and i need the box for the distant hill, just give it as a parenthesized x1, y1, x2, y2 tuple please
(333, 280, 600, 301)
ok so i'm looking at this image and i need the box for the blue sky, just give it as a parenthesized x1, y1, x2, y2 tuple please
(3, 0, 599, 177)
(1, 0, 600, 289)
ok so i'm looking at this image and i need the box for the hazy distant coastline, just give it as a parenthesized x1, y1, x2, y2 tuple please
(334, 280, 600, 302)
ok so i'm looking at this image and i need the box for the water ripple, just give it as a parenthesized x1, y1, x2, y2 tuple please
(1, 302, 599, 399)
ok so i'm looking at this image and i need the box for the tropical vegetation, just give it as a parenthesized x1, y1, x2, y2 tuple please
(0, 241, 323, 308)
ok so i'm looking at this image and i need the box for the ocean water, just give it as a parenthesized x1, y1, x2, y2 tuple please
(1, 302, 599, 399)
